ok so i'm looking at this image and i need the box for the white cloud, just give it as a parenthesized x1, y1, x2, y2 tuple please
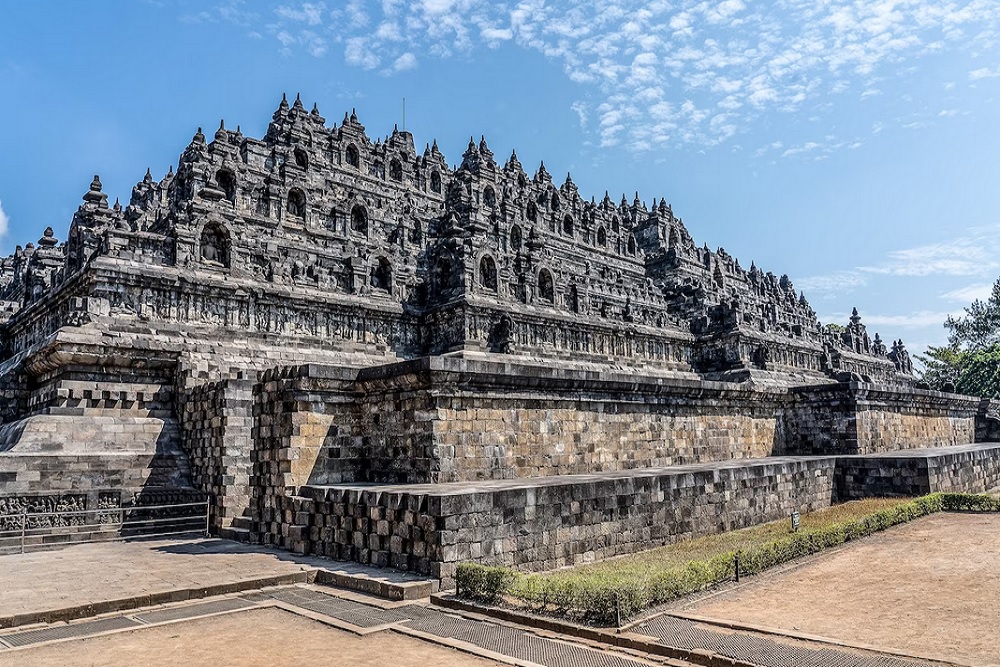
(941, 283, 995, 303)
(0, 199, 8, 239)
(795, 270, 869, 297)
(797, 225, 1000, 304)
(861, 311, 955, 329)
(860, 233, 1000, 277)
(216, 0, 1000, 150)
(392, 52, 418, 72)
(345, 36, 379, 69)
(970, 66, 1000, 80)
(274, 2, 325, 25)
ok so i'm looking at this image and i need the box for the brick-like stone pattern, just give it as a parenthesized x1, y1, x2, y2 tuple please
(779, 383, 980, 455)
(835, 443, 1000, 499)
(976, 399, 1000, 442)
(260, 457, 837, 585)
(179, 378, 254, 530)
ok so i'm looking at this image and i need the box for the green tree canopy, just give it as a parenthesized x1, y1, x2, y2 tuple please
(918, 278, 1000, 398)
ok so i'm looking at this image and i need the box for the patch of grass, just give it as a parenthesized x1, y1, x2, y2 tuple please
(540, 497, 911, 577)
(455, 493, 1000, 626)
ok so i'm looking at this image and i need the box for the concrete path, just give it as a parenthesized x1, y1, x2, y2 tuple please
(0, 537, 433, 627)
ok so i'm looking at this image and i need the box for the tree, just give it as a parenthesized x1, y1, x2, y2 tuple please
(918, 278, 1000, 398)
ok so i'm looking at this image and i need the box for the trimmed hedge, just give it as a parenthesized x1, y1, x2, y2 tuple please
(454, 492, 1000, 625)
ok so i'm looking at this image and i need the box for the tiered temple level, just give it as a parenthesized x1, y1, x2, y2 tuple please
(1, 96, 980, 578)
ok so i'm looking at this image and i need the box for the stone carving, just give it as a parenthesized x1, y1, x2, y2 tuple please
(888, 339, 914, 375)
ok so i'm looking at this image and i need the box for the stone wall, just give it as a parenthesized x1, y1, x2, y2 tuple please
(179, 378, 254, 530)
(313, 357, 788, 483)
(834, 443, 1000, 499)
(976, 399, 1000, 442)
(260, 456, 838, 585)
(780, 383, 979, 456)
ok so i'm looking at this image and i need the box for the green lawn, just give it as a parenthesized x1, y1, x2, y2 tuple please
(538, 497, 912, 582)
(456, 493, 1000, 625)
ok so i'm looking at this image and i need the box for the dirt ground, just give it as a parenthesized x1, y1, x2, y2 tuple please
(681, 512, 1000, 666)
(0, 607, 506, 667)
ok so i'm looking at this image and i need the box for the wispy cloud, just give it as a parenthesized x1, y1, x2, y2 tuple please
(859, 232, 1000, 277)
(862, 311, 956, 329)
(212, 1, 1000, 152)
(0, 199, 9, 239)
(819, 309, 952, 331)
(797, 224, 1000, 298)
(941, 282, 995, 303)
(796, 270, 870, 297)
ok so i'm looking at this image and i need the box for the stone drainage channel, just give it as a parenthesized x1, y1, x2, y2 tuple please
(0, 586, 945, 667)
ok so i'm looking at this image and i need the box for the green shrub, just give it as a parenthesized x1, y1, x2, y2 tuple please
(454, 492, 998, 625)
(455, 562, 518, 604)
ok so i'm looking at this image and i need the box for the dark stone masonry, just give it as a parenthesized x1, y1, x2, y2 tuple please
(0, 95, 997, 577)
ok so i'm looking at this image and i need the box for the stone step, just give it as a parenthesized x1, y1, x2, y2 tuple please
(218, 526, 251, 543)
(313, 566, 438, 601)
(230, 515, 254, 530)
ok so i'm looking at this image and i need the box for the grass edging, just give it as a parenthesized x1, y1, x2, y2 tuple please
(455, 492, 1000, 626)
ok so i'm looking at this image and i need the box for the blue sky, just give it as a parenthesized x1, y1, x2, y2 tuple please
(2, 1, 1000, 356)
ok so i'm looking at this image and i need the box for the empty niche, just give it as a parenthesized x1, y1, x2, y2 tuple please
(293, 147, 309, 169)
(597, 226, 607, 247)
(563, 214, 574, 236)
(351, 204, 368, 235)
(215, 169, 236, 203)
(483, 186, 496, 208)
(345, 144, 360, 168)
(389, 158, 402, 182)
(430, 170, 442, 193)
(537, 268, 554, 303)
(371, 257, 392, 292)
(479, 255, 498, 291)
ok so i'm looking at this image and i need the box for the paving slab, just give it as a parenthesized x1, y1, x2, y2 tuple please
(674, 512, 1000, 667)
(0, 536, 434, 627)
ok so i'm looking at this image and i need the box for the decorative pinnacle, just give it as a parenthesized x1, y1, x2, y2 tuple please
(293, 93, 303, 109)
(144, 168, 153, 183)
(280, 93, 289, 110)
(90, 175, 103, 192)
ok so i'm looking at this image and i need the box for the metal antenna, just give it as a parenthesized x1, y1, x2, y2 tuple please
(402, 97, 406, 132)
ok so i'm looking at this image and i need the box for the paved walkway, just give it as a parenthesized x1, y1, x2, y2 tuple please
(0, 537, 431, 626)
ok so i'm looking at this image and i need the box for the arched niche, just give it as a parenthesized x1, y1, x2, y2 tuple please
(286, 188, 306, 218)
(351, 204, 368, 235)
(479, 255, 498, 291)
(371, 256, 392, 292)
(537, 268, 554, 303)
(345, 144, 360, 168)
(200, 223, 230, 268)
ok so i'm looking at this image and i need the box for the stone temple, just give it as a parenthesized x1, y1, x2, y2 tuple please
(1, 94, 998, 583)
